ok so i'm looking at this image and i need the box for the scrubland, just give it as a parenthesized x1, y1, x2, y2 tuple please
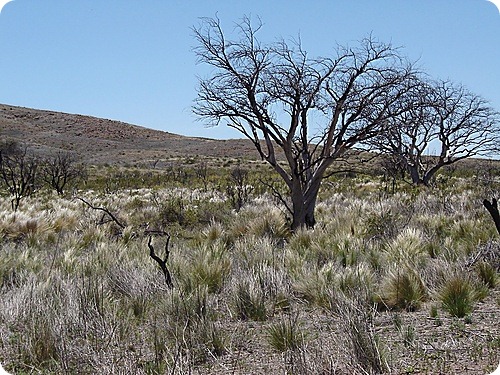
(0, 164, 499, 374)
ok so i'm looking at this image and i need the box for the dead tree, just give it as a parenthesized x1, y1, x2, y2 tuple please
(483, 198, 500, 236)
(0, 144, 39, 211)
(42, 152, 86, 195)
(372, 79, 500, 186)
(148, 235, 173, 288)
(193, 16, 417, 230)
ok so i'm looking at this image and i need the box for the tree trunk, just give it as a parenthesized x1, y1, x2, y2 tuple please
(291, 198, 316, 230)
(407, 164, 422, 185)
(483, 198, 500, 236)
(422, 163, 443, 186)
(290, 178, 319, 231)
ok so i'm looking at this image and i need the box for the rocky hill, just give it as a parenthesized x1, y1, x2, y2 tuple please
(0, 104, 260, 165)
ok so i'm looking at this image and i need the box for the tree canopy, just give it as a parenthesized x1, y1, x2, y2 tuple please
(193, 15, 498, 228)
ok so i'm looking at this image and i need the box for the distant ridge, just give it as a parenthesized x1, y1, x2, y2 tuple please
(0, 104, 260, 165)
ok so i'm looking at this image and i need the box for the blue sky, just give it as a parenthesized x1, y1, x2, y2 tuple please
(0, 1, 499, 139)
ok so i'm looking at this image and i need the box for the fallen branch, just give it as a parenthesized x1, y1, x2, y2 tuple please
(77, 197, 126, 229)
(148, 235, 173, 288)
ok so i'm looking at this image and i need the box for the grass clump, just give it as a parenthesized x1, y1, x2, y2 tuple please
(292, 264, 335, 309)
(378, 268, 427, 311)
(476, 261, 497, 288)
(232, 280, 268, 321)
(267, 313, 307, 352)
(439, 275, 476, 318)
(337, 295, 389, 374)
(163, 286, 228, 363)
(383, 227, 428, 268)
(183, 243, 231, 294)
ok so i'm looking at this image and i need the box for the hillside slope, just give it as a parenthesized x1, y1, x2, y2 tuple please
(0, 104, 260, 165)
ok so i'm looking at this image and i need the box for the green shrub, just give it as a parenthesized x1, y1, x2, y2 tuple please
(363, 209, 399, 241)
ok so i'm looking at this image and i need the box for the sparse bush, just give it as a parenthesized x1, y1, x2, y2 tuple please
(41, 152, 86, 195)
(158, 196, 197, 228)
(226, 165, 253, 211)
(363, 208, 399, 241)
(0, 143, 40, 211)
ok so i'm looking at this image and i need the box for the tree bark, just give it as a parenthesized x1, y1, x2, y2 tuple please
(291, 195, 317, 230)
(407, 164, 422, 185)
(483, 198, 500, 236)
(290, 177, 320, 230)
(421, 162, 446, 186)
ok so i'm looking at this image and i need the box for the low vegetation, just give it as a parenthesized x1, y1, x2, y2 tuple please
(0, 158, 499, 374)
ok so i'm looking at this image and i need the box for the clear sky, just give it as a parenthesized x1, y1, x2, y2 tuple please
(0, 1, 499, 139)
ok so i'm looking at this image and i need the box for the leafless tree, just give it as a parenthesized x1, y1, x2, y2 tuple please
(0, 143, 39, 211)
(195, 161, 210, 191)
(193, 16, 416, 229)
(76, 196, 127, 230)
(226, 166, 253, 211)
(372, 78, 500, 185)
(42, 152, 86, 195)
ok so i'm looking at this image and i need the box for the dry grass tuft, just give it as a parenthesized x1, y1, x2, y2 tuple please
(1, 169, 499, 374)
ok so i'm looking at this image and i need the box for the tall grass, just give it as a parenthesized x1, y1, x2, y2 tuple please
(0, 169, 498, 373)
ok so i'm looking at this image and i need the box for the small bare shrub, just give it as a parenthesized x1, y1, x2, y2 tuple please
(41, 152, 86, 195)
(0, 144, 39, 211)
(226, 166, 253, 211)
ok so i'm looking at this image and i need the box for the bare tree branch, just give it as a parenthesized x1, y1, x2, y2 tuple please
(148, 235, 173, 288)
(76, 197, 126, 229)
(193, 16, 417, 229)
